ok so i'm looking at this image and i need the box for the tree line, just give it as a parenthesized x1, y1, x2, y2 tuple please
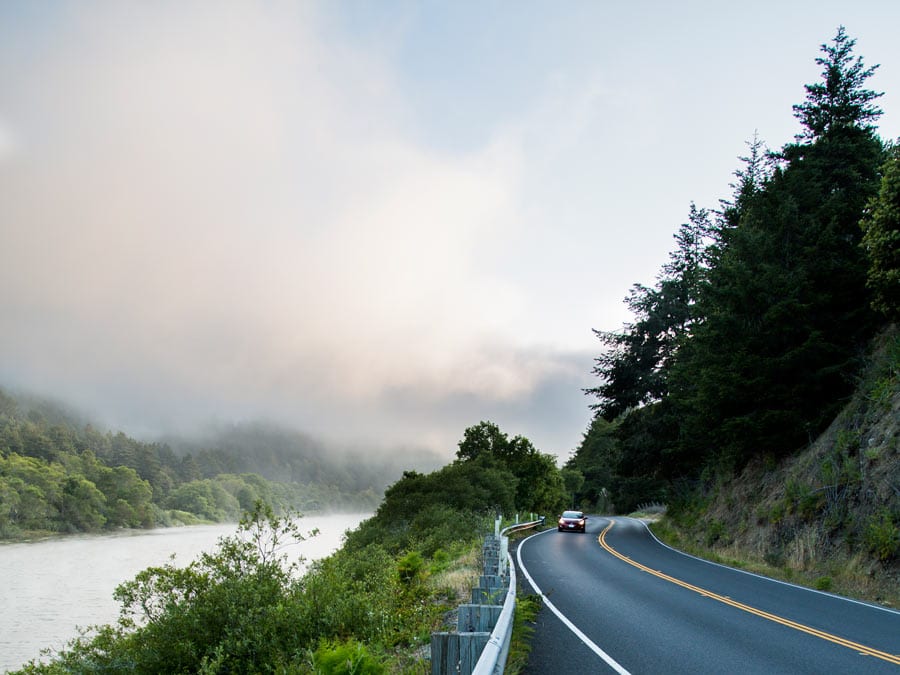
(569, 27, 899, 513)
(0, 389, 397, 537)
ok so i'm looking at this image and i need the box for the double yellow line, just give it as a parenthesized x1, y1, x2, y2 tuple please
(598, 520, 900, 666)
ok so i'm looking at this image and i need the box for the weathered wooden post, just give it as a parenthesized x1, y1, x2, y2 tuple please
(432, 632, 492, 675)
(458, 604, 503, 633)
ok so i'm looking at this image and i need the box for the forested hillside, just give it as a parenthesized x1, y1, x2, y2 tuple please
(570, 27, 899, 574)
(0, 388, 437, 537)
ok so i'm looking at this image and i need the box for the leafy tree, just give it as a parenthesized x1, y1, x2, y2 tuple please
(59, 476, 107, 531)
(456, 421, 510, 461)
(166, 479, 239, 521)
(375, 460, 516, 529)
(860, 143, 900, 320)
(565, 417, 619, 510)
(454, 421, 566, 514)
(94, 465, 154, 528)
(560, 467, 584, 509)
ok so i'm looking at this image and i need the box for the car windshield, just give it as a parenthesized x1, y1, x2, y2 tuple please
(562, 511, 583, 519)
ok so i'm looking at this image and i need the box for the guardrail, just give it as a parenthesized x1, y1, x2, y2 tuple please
(431, 517, 544, 675)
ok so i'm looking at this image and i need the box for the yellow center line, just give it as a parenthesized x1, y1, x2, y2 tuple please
(598, 520, 900, 666)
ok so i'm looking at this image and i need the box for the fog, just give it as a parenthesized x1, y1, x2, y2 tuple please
(0, 3, 597, 458)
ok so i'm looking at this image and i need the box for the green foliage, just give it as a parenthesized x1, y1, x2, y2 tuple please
(588, 205, 713, 420)
(346, 464, 506, 557)
(312, 639, 385, 675)
(864, 510, 899, 561)
(860, 143, 900, 320)
(166, 479, 238, 521)
(705, 520, 727, 547)
(565, 417, 619, 511)
(506, 594, 542, 675)
(822, 432, 862, 487)
(13, 417, 570, 672)
(428, 548, 451, 575)
(560, 467, 584, 508)
(18, 503, 311, 673)
(783, 479, 825, 522)
(456, 421, 509, 462)
(866, 328, 900, 407)
(397, 550, 425, 584)
(815, 576, 834, 591)
(792, 26, 883, 139)
(453, 421, 567, 515)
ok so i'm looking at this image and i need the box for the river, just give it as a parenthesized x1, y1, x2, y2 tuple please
(0, 512, 370, 673)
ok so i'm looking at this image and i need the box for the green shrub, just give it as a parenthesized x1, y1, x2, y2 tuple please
(312, 639, 384, 675)
(814, 576, 833, 591)
(429, 548, 451, 574)
(865, 510, 900, 562)
(704, 519, 726, 547)
(783, 479, 824, 521)
(397, 550, 425, 583)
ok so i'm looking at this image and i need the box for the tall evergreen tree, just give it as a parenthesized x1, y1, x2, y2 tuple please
(792, 26, 882, 140)
(669, 27, 885, 469)
(588, 204, 712, 420)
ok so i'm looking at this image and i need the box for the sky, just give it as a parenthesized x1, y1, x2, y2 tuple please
(1, 1, 899, 463)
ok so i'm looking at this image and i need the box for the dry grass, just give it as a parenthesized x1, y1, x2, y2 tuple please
(427, 545, 480, 604)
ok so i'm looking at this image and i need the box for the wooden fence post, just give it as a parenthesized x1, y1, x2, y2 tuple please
(458, 604, 503, 632)
(458, 632, 491, 675)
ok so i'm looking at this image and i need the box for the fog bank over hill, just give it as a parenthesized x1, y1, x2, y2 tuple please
(159, 419, 447, 488)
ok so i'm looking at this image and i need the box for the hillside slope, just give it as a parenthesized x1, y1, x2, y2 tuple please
(660, 324, 899, 607)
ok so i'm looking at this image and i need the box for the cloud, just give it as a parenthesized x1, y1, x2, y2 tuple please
(0, 2, 592, 453)
(0, 117, 15, 161)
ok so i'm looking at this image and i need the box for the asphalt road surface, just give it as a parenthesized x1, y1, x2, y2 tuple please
(516, 516, 900, 674)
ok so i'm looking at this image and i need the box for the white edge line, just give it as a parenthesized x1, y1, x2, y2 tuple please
(634, 517, 900, 617)
(516, 527, 632, 675)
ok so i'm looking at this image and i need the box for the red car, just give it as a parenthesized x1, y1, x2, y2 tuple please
(557, 510, 588, 532)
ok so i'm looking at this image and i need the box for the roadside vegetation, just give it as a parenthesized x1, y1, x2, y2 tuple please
(12, 422, 565, 673)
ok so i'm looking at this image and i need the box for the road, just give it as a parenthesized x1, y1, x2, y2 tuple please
(515, 516, 900, 674)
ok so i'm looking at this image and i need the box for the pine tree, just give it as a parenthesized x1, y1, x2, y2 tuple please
(588, 205, 712, 420)
(792, 25, 882, 140)
(668, 27, 885, 469)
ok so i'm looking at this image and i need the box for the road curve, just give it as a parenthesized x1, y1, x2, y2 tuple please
(516, 516, 900, 674)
